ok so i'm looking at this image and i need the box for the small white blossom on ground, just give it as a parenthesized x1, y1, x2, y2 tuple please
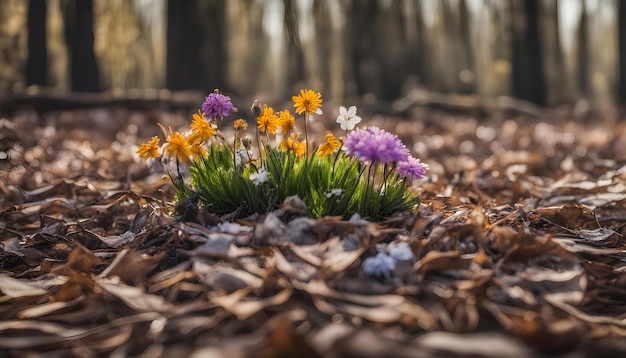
(324, 188, 345, 198)
(362, 252, 396, 280)
(349, 213, 367, 225)
(336, 105, 362, 131)
(249, 168, 269, 186)
(215, 222, 250, 234)
(388, 241, 414, 261)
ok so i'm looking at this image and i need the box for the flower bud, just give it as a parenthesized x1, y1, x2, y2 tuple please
(251, 100, 262, 117)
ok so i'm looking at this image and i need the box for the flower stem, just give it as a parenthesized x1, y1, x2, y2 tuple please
(304, 111, 309, 157)
(233, 130, 238, 170)
(255, 126, 262, 166)
(362, 163, 374, 214)
(331, 148, 342, 175)
(379, 163, 394, 195)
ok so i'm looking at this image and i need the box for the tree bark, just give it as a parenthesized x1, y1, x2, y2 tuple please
(350, 0, 380, 97)
(166, 0, 226, 92)
(26, 0, 47, 87)
(64, 0, 100, 92)
(166, 1, 203, 90)
(200, 0, 226, 91)
(617, 0, 626, 103)
(511, 0, 547, 106)
(578, 0, 589, 96)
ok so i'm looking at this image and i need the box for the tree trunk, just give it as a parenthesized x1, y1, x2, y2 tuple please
(350, 0, 380, 97)
(64, 0, 100, 92)
(199, 0, 226, 91)
(578, 0, 589, 96)
(617, 0, 626, 103)
(26, 0, 47, 87)
(166, 0, 226, 92)
(543, 0, 571, 105)
(166, 1, 203, 91)
(511, 0, 546, 106)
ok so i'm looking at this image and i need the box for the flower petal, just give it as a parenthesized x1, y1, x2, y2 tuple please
(348, 106, 357, 117)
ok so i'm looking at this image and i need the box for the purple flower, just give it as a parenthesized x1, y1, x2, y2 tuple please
(397, 156, 427, 181)
(343, 126, 409, 165)
(202, 92, 233, 119)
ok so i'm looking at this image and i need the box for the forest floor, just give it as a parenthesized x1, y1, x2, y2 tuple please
(2, 100, 626, 357)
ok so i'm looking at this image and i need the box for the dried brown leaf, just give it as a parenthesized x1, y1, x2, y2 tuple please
(211, 287, 292, 320)
(97, 277, 173, 313)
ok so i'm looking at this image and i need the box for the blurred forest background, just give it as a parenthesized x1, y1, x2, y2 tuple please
(0, 0, 624, 110)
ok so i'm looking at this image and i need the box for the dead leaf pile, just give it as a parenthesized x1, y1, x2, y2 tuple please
(2, 108, 626, 356)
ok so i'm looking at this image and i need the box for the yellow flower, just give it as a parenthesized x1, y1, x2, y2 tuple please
(292, 89, 322, 115)
(278, 109, 295, 134)
(192, 109, 204, 122)
(317, 133, 341, 157)
(164, 129, 192, 163)
(292, 139, 305, 157)
(189, 110, 216, 144)
(190, 142, 208, 159)
(234, 118, 248, 131)
(136, 136, 160, 161)
(279, 134, 305, 157)
(257, 104, 279, 134)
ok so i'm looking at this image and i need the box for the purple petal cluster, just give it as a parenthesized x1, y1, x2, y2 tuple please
(343, 126, 409, 165)
(202, 92, 233, 119)
(397, 156, 427, 181)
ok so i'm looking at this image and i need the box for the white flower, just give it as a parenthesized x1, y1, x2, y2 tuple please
(336, 106, 362, 131)
(216, 222, 250, 234)
(362, 252, 395, 279)
(308, 108, 323, 122)
(388, 241, 414, 261)
(324, 188, 344, 198)
(249, 168, 269, 186)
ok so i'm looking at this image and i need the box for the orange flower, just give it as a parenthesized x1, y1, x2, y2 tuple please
(292, 89, 322, 115)
(164, 128, 192, 163)
(136, 136, 160, 161)
(257, 104, 279, 134)
(190, 142, 208, 159)
(189, 109, 216, 144)
(292, 139, 305, 157)
(317, 133, 341, 157)
(278, 109, 295, 134)
(234, 118, 248, 131)
(279, 134, 305, 157)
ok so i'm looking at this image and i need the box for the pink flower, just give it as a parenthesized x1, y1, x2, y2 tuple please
(202, 92, 233, 120)
(397, 156, 428, 181)
(343, 126, 409, 165)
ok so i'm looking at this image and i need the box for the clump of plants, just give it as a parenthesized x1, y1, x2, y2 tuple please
(136, 89, 427, 220)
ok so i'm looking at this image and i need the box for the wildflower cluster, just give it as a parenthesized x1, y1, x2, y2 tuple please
(136, 89, 427, 220)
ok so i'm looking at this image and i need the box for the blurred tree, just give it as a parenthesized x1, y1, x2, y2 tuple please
(26, 0, 47, 87)
(166, 1, 200, 90)
(542, 0, 571, 105)
(283, 0, 305, 93)
(578, 0, 589, 96)
(202, 1, 226, 91)
(511, 0, 546, 106)
(166, 0, 225, 91)
(619, 0, 626, 103)
(63, 0, 100, 92)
